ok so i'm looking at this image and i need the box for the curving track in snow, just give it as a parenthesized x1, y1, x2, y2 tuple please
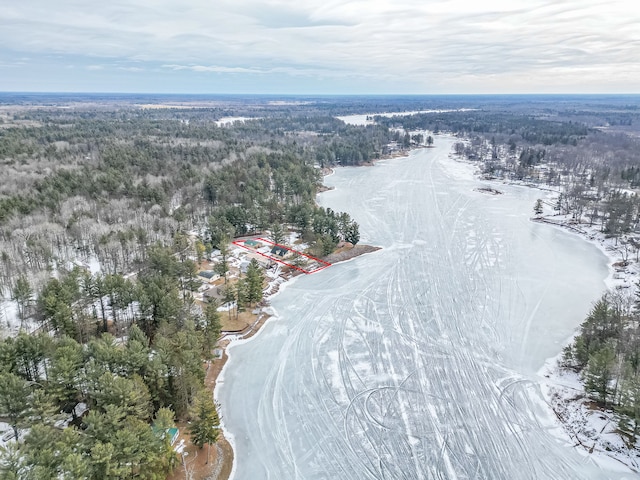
(217, 138, 628, 479)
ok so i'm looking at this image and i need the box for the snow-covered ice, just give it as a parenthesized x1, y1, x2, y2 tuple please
(336, 110, 475, 126)
(216, 138, 629, 479)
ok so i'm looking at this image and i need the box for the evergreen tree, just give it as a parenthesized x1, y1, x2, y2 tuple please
(11, 275, 32, 330)
(534, 199, 544, 216)
(344, 221, 360, 245)
(245, 259, 265, 306)
(235, 279, 248, 319)
(153, 407, 179, 472)
(188, 389, 220, 464)
(270, 223, 286, 246)
(222, 282, 235, 323)
(619, 365, 640, 439)
(214, 240, 230, 283)
(46, 337, 84, 411)
(91, 372, 152, 420)
(584, 342, 617, 404)
(13, 332, 50, 382)
(202, 302, 222, 359)
(0, 372, 30, 440)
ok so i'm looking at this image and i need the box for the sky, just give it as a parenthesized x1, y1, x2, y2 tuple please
(0, 0, 639, 94)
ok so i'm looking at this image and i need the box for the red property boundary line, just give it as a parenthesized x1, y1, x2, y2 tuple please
(231, 238, 331, 274)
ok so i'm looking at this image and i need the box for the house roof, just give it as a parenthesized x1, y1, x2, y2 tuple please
(244, 239, 261, 247)
(167, 427, 179, 445)
(246, 252, 270, 265)
(271, 246, 288, 257)
(152, 425, 180, 446)
(198, 270, 216, 279)
(204, 287, 224, 299)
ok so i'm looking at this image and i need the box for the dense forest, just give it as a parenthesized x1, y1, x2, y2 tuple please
(0, 97, 376, 478)
(2, 93, 640, 476)
(0, 104, 380, 293)
(561, 293, 640, 438)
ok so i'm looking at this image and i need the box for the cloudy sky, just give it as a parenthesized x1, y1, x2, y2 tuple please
(1, 0, 639, 94)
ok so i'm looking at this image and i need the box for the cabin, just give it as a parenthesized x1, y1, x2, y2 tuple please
(270, 245, 288, 258)
(246, 252, 270, 267)
(204, 286, 226, 302)
(197, 270, 219, 283)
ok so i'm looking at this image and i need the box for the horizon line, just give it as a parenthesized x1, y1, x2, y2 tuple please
(1, 91, 640, 97)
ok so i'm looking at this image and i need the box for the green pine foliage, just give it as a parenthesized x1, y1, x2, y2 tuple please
(188, 389, 220, 449)
(564, 292, 640, 438)
(0, 243, 228, 478)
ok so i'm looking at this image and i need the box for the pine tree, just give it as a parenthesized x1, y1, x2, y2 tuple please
(534, 199, 544, 216)
(584, 342, 617, 404)
(202, 302, 222, 358)
(235, 279, 248, 319)
(0, 372, 31, 440)
(47, 337, 84, 410)
(619, 366, 640, 439)
(214, 239, 230, 283)
(11, 275, 32, 330)
(344, 221, 360, 245)
(270, 223, 286, 246)
(188, 389, 220, 464)
(221, 282, 235, 323)
(245, 259, 264, 306)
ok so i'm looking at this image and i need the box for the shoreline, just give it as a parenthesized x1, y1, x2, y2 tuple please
(445, 150, 640, 472)
(533, 215, 639, 474)
(210, 242, 382, 480)
(209, 142, 450, 479)
(211, 142, 626, 478)
(463, 155, 640, 472)
(209, 151, 401, 479)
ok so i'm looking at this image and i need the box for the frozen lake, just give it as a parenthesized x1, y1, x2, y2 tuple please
(217, 138, 625, 479)
(336, 109, 475, 126)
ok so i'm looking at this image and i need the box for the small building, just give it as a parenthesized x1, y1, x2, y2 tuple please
(246, 252, 271, 268)
(271, 245, 288, 258)
(198, 270, 219, 283)
(167, 427, 179, 446)
(244, 239, 262, 248)
(204, 286, 226, 302)
(152, 425, 180, 446)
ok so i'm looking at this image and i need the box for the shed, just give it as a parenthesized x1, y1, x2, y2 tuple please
(152, 425, 180, 446)
(244, 239, 261, 248)
(167, 427, 179, 446)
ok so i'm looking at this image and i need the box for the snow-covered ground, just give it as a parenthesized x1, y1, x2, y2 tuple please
(540, 356, 640, 474)
(0, 421, 17, 447)
(217, 138, 627, 479)
(0, 298, 39, 336)
(214, 117, 259, 127)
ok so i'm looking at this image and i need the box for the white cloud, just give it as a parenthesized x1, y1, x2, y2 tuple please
(0, 0, 638, 92)
(162, 65, 266, 74)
